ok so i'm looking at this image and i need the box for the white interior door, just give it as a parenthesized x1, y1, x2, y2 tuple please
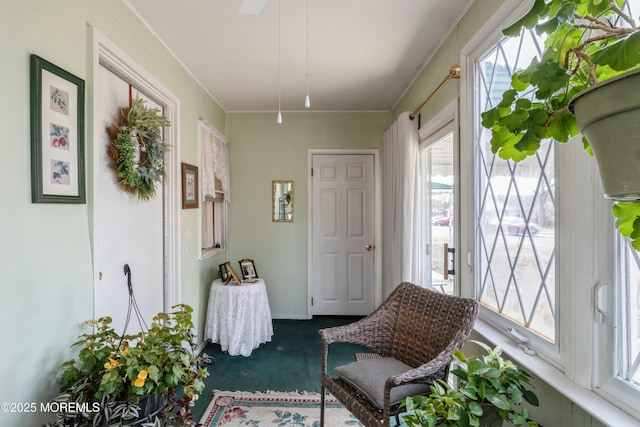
(94, 64, 164, 335)
(311, 154, 375, 315)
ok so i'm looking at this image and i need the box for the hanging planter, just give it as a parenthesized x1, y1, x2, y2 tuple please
(569, 68, 640, 201)
(106, 97, 170, 200)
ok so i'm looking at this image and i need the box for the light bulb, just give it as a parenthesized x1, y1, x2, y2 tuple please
(277, 111, 283, 124)
(305, 94, 311, 108)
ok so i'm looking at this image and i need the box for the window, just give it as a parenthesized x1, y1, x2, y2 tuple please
(464, 0, 640, 419)
(595, 225, 640, 414)
(474, 26, 557, 348)
(591, 0, 640, 415)
(417, 107, 457, 295)
(199, 120, 230, 258)
(618, 237, 640, 386)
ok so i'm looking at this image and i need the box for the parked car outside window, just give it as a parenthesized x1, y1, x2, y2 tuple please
(502, 216, 539, 235)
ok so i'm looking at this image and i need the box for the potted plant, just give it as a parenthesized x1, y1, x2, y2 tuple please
(46, 304, 209, 427)
(402, 341, 539, 427)
(480, 0, 640, 248)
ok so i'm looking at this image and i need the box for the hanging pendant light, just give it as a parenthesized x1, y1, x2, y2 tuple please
(277, 0, 283, 124)
(304, 0, 311, 108)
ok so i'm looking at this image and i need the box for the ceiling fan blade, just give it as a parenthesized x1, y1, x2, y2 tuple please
(238, 0, 268, 15)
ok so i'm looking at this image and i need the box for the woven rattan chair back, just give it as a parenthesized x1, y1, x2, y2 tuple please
(319, 282, 479, 427)
(390, 283, 477, 368)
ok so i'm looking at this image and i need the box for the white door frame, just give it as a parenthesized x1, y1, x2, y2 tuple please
(92, 28, 181, 314)
(307, 149, 381, 319)
(418, 101, 459, 295)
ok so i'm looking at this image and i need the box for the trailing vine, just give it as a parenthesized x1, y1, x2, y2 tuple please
(106, 97, 170, 200)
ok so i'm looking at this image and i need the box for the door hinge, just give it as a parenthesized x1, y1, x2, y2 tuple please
(311, 297, 314, 306)
(311, 168, 314, 177)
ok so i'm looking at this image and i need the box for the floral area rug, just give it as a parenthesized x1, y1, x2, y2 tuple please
(198, 390, 364, 426)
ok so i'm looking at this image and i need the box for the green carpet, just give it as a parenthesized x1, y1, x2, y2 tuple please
(192, 316, 368, 421)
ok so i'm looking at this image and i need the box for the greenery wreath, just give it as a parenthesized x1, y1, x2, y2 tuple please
(106, 97, 170, 200)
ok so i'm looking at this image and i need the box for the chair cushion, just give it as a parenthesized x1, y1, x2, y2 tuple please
(333, 357, 430, 409)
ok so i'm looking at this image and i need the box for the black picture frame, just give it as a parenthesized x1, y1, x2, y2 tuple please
(30, 54, 85, 203)
(219, 263, 229, 282)
(239, 259, 258, 280)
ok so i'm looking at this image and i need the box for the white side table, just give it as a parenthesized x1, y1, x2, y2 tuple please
(204, 278, 273, 356)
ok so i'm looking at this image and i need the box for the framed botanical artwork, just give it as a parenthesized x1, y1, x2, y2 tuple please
(30, 54, 85, 203)
(239, 259, 258, 280)
(181, 163, 199, 209)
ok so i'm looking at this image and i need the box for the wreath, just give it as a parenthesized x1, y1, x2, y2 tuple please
(106, 97, 170, 200)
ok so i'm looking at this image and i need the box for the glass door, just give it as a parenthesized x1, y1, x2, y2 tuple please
(419, 126, 455, 293)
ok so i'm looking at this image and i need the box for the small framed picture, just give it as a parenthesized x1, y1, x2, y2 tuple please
(181, 163, 199, 209)
(219, 263, 229, 282)
(239, 259, 258, 280)
(225, 262, 241, 285)
(30, 54, 86, 204)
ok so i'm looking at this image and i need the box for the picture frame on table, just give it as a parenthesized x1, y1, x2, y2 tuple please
(239, 259, 258, 280)
(30, 54, 86, 204)
(219, 263, 230, 282)
(225, 262, 241, 285)
(181, 163, 199, 209)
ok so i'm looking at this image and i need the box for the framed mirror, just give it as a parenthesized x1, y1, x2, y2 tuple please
(272, 180, 293, 222)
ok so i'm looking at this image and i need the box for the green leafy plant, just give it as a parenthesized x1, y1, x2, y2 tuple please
(282, 191, 291, 204)
(107, 97, 171, 201)
(47, 304, 209, 426)
(480, 0, 640, 249)
(402, 341, 539, 427)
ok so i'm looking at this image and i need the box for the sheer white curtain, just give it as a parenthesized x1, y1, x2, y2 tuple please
(381, 112, 420, 298)
(200, 120, 230, 201)
(200, 120, 230, 249)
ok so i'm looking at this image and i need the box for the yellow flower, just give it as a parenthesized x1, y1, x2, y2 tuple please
(103, 358, 119, 370)
(134, 377, 145, 388)
(137, 370, 148, 380)
(121, 347, 130, 356)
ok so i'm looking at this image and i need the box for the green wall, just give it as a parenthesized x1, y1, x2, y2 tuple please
(0, 1, 224, 426)
(392, 0, 505, 122)
(225, 112, 390, 318)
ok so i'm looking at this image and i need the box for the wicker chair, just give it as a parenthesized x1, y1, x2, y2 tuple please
(319, 282, 479, 427)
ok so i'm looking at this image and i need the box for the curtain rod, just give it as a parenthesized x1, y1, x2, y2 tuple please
(409, 65, 461, 120)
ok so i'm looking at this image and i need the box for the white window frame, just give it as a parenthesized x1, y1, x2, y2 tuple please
(458, 0, 639, 423)
(417, 101, 459, 295)
(199, 120, 229, 259)
(469, 24, 560, 363)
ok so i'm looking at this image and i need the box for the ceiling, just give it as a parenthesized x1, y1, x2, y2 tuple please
(126, 0, 474, 113)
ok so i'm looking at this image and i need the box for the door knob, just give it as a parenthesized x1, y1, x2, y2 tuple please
(365, 244, 375, 251)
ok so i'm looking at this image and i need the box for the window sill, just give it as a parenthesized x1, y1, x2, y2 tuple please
(473, 319, 639, 426)
(201, 247, 224, 260)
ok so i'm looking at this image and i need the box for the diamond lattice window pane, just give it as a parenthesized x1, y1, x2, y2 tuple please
(475, 30, 556, 343)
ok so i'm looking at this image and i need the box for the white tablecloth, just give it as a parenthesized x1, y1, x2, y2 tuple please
(204, 278, 273, 356)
